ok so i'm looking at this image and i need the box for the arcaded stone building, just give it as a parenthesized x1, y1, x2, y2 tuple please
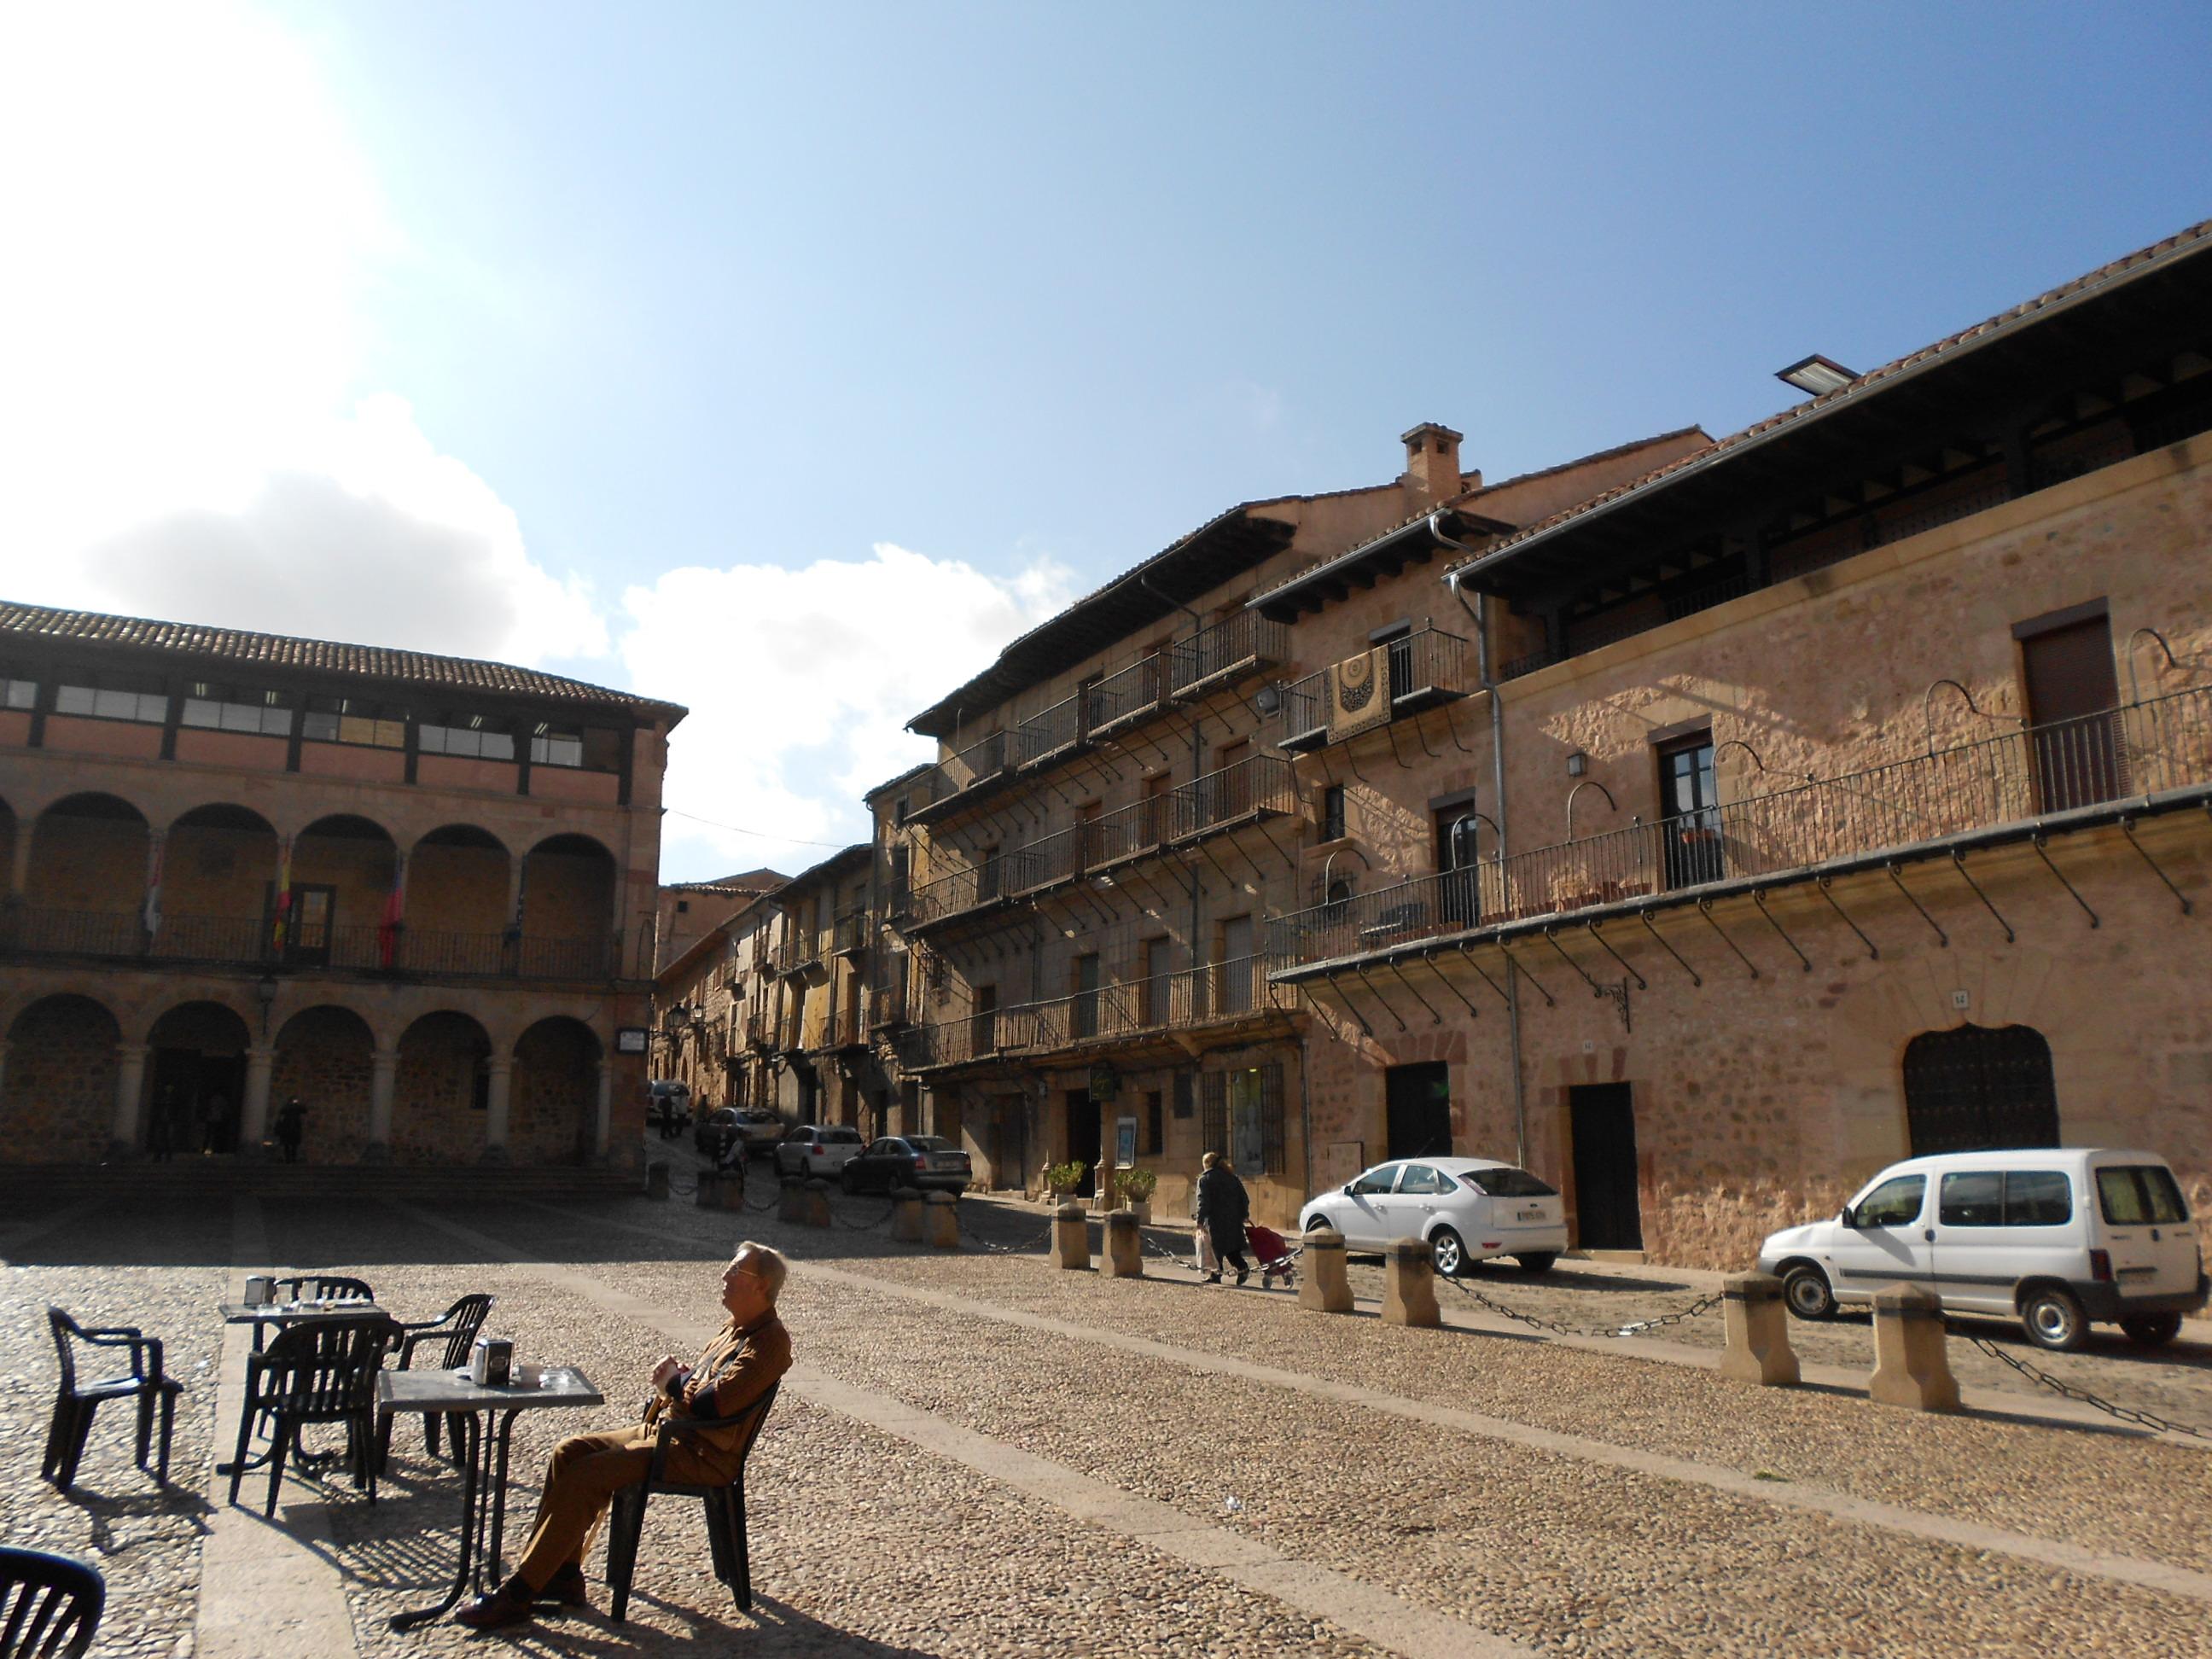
(1262, 219, 2212, 1266)
(0, 602, 684, 1167)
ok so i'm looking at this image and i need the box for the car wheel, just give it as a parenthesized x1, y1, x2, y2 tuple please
(2022, 1285, 2087, 1352)
(840, 1166, 858, 1196)
(2120, 1313, 2183, 1348)
(1429, 1226, 1467, 1278)
(1781, 1262, 1837, 1321)
(1514, 1252, 1557, 1277)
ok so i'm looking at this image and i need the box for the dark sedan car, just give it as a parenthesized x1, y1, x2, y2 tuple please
(840, 1135, 973, 1194)
(693, 1108, 739, 1158)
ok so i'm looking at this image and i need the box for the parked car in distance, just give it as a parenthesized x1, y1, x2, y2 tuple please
(775, 1124, 867, 1179)
(732, 1109, 786, 1158)
(693, 1107, 739, 1159)
(1299, 1157, 1568, 1277)
(841, 1135, 973, 1194)
(1755, 1147, 2208, 1351)
(647, 1080, 690, 1138)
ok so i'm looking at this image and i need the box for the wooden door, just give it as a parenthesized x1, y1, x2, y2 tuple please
(1385, 1062, 1452, 1161)
(2021, 614, 2122, 811)
(1569, 1083, 1644, 1250)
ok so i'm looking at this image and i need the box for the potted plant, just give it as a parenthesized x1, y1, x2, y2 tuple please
(1114, 1167, 1158, 1224)
(1043, 1161, 1087, 1204)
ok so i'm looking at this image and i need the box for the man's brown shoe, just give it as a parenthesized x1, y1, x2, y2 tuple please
(453, 1577, 534, 1632)
(541, 1565, 591, 1608)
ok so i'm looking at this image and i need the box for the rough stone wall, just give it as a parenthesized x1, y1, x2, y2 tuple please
(523, 847, 614, 940)
(408, 840, 509, 934)
(509, 1018, 594, 1164)
(26, 812, 144, 913)
(391, 1014, 488, 1166)
(270, 1006, 375, 1163)
(165, 821, 276, 917)
(0, 994, 118, 1161)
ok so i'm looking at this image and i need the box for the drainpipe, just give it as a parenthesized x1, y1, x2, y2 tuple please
(1435, 514, 1529, 1167)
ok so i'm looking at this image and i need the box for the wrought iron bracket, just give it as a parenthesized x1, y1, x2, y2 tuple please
(1751, 888, 1812, 972)
(1947, 849, 2015, 942)
(2119, 816, 2191, 915)
(1601, 979, 1632, 1034)
(1454, 942, 1513, 1006)
(1496, 940, 1557, 1007)
(1353, 964, 1410, 1032)
(1419, 950, 1481, 1016)
(1310, 976, 1372, 1040)
(1696, 899, 1759, 979)
(1817, 876, 1878, 959)
(1384, 721, 1414, 771)
(1886, 862, 1947, 947)
(1387, 958, 1443, 1025)
(2032, 834, 2099, 928)
(1441, 704, 1476, 755)
(1541, 925, 1606, 997)
(1639, 909, 1701, 987)
(1584, 919, 1647, 990)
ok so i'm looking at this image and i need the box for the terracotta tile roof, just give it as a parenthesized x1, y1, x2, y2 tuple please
(0, 599, 684, 722)
(1447, 216, 2212, 578)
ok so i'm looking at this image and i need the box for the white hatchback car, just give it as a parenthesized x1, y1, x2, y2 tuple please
(1299, 1157, 1569, 1277)
(1756, 1147, 2207, 1351)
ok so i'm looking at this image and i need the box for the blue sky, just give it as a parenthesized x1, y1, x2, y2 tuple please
(6, 3, 2209, 878)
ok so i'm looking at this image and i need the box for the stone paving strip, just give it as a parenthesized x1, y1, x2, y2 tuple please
(384, 1202, 1528, 1659)
(454, 1197, 2212, 1656)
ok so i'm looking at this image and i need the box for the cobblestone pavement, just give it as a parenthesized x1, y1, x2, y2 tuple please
(5, 1173, 2210, 1658)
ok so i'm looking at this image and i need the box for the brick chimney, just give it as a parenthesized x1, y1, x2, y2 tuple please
(1400, 422, 1467, 507)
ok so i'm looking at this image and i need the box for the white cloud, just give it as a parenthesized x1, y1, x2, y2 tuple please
(622, 544, 1076, 879)
(0, 3, 596, 668)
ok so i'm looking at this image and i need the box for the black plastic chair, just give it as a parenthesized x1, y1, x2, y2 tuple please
(252, 1276, 377, 1353)
(375, 1293, 493, 1468)
(603, 1382, 780, 1622)
(0, 1549, 104, 1659)
(42, 1308, 183, 1493)
(227, 1313, 394, 1517)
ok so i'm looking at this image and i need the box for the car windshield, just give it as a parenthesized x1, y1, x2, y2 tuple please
(1464, 1167, 1557, 1198)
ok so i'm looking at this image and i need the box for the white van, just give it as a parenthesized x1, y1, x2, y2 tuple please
(1756, 1148, 2206, 1351)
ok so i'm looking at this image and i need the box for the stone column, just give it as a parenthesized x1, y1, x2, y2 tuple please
(362, 1045, 399, 1162)
(591, 1057, 613, 1161)
(108, 1043, 149, 1157)
(8, 828, 32, 900)
(480, 1057, 513, 1163)
(240, 1045, 276, 1150)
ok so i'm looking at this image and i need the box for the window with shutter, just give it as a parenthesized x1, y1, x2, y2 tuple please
(1200, 1072, 1228, 1156)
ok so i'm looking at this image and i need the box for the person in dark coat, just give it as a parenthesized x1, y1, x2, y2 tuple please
(275, 1097, 307, 1164)
(1194, 1150, 1251, 1286)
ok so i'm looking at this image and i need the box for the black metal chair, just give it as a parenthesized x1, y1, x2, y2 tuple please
(0, 1549, 104, 1659)
(227, 1313, 395, 1517)
(603, 1382, 781, 1622)
(42, 1308, 183, 1493)
(375, 1293, 494, 1468)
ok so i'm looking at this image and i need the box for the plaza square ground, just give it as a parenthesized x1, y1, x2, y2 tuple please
(5, 1150, 2211, 1658)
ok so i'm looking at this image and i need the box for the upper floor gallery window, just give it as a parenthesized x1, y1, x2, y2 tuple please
(419, 711, 516, 760)
(55, 669, 167, 725)
(182, 681, 292, 736)
(302, 694, 406, 749)
(530, 722, 623, 770)
(1, 669, 36, 710)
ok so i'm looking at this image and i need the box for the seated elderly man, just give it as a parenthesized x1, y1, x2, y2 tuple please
(457, 1239, 793, 1631)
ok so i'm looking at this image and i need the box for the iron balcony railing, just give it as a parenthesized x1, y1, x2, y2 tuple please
(1279, 626, 1473, 750)
(743, 1013, 772, 1051)
(901, 754, 1296, 934)
(7, 910, 619, 981)
(832, 911, 869, 955)
(1169, 612, 1285, 699)
(1086, 650, 1167, 739)
(903, 729, 1018, 824)
(1268, 687, 2212, 968)
(1011, 690, 1087, 771)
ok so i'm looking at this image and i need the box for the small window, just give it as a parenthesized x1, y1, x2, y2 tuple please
(1350, 1163, 1400, 1196)
(675, 899, 690, 914)
(1854, 1174, 1926, 1228)
(530, 721, 585, 767)
(1320, 785, 1346, 842)
(420, 712, 516, 760)
(1938, 1171, 2004, 1228)
(2097, 1165, 2190, 1225)
(1144, 1089, 1164, 1156)
(55, 672, 167, 725)
(0, 672, 35, 710)
(181, 682, 291, 736)
(303, 696, 406, 749)
(2005, 1171, 2072, 1227)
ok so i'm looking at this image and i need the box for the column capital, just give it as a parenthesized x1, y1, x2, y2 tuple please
(246, 1045, 277, 1064)
(371, 1045, 401, 1066)
(114, 1042, 150, 1061)
(486, 1057, 515, 1077)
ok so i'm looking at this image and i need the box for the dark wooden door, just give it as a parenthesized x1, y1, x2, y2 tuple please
(2021, 615, 2122, 811)
(970, 984, 998, 1059)
(1066, 1089, 1100, 1196)
(1385, 1062, 1452, 1161)
(1569, 1083, 1644, 1250)
(1902, 1024, 2060, 1155)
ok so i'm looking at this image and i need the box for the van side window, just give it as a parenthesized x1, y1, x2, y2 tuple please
(2004, 1171, 2072, 1226)
(1938, 1172, 2002, 1227)
(2096, 1166, 2190, 1225)
(1855, 1174, 1925, 1227)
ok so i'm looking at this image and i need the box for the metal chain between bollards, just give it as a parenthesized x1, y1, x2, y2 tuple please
(1139, 1231, 1209, 1274)
(955, 1208, 1055, 1255)
(832, 1197, 899, 1231)
(1440, 1275, 1725, 1338)
(1962, 1333, 2212, 1441)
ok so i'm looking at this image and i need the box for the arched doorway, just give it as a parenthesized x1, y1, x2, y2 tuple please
(520, 834, 616, 978)
(272, 1005, 377, 1163)
(147, 1001, 253, 1154)
(393, 1011, 492, 1165)
(26, 793, 149, 954)
(1902, 1024, 2060, 1155)
(2, 994, 120, 1161)
(512, 1016, 601, 1165)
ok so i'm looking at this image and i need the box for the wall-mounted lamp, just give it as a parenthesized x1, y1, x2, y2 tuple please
(1565, 751, 1589, 777)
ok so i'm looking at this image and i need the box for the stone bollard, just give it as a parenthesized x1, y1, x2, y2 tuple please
(719, 1174, 748, 1212)
(695, 1170, 721, 1208)
(922, 1190, 960, 1249)
(1869, 1283, 1961, 1412)
(1297, 1229, 1354, 1313)
(890, 1185, 924, 1242)
(781, 1177, 833, 1229)
(1053, 1202, 1091, 1270)
(1103, 1208, 1143, 1278)
(1718, 1272, 1800, 1387)
(1382, 1237, 1441, 1328)
(644, 1161, 670, 1201)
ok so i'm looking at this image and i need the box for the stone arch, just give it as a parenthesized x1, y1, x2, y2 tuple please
(289, 813, 399, 970)
(510, 1016, 602, 1166)
(143, 998, 254, 1155)
(1901, 1022, 2060, 1155)
(26, 794, 149, 952)
(272, 1004, 377, 1163)
(519, 833, 617, 977)
(407, 824, 512, 959)
(393, 1010, 492, 1166)
(158, 803, 281, 958)
(2, 993, 121, 1162)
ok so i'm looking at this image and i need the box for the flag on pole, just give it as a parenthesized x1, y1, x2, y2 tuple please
(143, 835, 165, 937)
(378, 853, 406, 969)
(270, 837, 294, 953)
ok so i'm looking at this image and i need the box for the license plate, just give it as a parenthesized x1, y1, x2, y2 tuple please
(1518, 1208, 1545, 1221)
(2116, 1266, 2157, 1280)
